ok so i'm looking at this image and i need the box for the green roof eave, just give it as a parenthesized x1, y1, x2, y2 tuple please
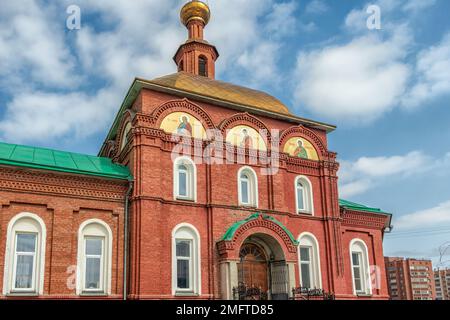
(339, 199, 390, 215)
(221, 213, 299, 246)
(0, 142, 132, 181)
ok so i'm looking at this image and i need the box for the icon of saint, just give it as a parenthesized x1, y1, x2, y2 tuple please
(177, 116, 192, 136)
(294, 139, 308, 159)
(240, 129, 253, 149)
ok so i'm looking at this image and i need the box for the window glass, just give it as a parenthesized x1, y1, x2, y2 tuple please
(85, 238, 103, 290)
(14, 233, 37, 290)
(297, 182, 305, 211)
(241, 179, 249, 204)
(176, 240, 192, 290)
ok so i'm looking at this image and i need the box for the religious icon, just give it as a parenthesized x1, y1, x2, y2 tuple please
(294, 139, 308, 159)
(240, 128, 253, 149)
(177, 115, 193, 136)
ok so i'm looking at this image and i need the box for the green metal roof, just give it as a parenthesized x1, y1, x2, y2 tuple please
(0, 141, 132, 181)
(339, 199, 390, 215)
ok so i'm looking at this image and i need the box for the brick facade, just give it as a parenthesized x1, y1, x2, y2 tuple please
(0, 0, 392, 300)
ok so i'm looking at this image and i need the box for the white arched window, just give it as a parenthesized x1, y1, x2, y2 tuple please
(173, 157, 197, 201)
(298, 233, 322, 289)
(350, 239, 372, 296)
(3, 213, 46, 295)
(295, 176, 314, 215)
(172, 224, 201, 296)
(77, 219, 112, 295)
(238, 167, 258, 207)
(120, 122, 132, 152)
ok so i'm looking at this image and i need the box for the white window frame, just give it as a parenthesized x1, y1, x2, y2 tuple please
(172, 223, 201, 296)
(350, 239, 372, 296)
(3, 213, 46, 296)
(12, 232, 38, 292)
(294, 176, 314, 215)
(173, 156, 197, 202)
(76, 219, 112, 296)
(298, 232, 322, 289)
(237, 166, 258, 207)
(82, 236, 106, 293)
(175, 239, 194, 292)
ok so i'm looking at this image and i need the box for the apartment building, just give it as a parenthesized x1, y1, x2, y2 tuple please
(385, 257, 436, 300)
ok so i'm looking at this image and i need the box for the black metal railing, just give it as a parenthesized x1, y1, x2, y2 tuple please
(291, 287, 335, 300)
(233, 283, 268, 300)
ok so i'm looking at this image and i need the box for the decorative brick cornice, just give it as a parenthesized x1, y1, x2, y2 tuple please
(0, 167, 128, 201)
(341, 209, 389, 230)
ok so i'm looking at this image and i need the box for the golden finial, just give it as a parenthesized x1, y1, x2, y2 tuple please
(180, 0, 211, 26)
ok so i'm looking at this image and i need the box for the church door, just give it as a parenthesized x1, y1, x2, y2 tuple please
(238, 243, 269, 293)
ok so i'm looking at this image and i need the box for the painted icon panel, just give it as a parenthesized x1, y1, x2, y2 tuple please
(160, 112, 207, 139)
(225, 125, 267, 151)
(283, 137, 319, 160)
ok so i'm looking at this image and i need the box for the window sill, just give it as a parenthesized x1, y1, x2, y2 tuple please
(7, 292, 39, 297)
(297, 211, 313, 216)
(176, 197, 196, 203)
(175, 292, 199, 297)
(356, 293, 373, 298)
(80, 292, 108, 297)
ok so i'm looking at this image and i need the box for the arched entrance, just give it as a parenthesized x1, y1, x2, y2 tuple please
(237, 234, 289, 300)
(217, 213, 298, 300)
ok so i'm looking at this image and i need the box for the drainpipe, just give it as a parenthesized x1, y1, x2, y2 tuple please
(123, 179, 134, 300)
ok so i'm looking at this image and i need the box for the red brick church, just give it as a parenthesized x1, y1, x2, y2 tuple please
(0, 1, 392, 300)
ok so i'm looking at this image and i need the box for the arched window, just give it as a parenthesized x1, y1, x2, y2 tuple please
(172, 224, 201, 296)
(238, 167, 258, 207)
(295, 176, 314, 215)
(174, 157, 196, 201)
(298, 233, 322, 289)
(120, 122, 132, 152)
(3, 213, 46, 295)
(350, 239, 372, 296)
(178, 59, 184, 72)
(77, 219, 112, 295)
(198, 56, 207, 77)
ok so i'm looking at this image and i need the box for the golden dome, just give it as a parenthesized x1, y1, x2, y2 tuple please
(180, 1, 211, 26)
(149, 72, 291, 116)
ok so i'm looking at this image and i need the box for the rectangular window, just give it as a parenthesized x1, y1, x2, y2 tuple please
(13, 233, 37, 291)
(176, 240, 192, 291)
(352, 252, 364, 293)
(300, 246, 312, 289)
(178, 170, 188, 197)
(84, 237, 104, 292)
(241, 180, 249, 204)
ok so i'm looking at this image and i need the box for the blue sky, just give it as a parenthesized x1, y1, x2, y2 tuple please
(1, 0, 450, 266)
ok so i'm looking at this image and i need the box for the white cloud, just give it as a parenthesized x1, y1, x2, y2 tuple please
(265, 1, 298, 38)
(402, 33, 450, 108)
(395, 201, 450, 230)
(294, 27, 411, 122)
(0, 0, 289, 145)
(339, 151, 430, 198)
(305, 0, 329, 15)
(0, 1, 78, 88)
(402, 0, 437, 13)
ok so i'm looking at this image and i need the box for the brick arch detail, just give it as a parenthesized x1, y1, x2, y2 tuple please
(280, 125, 328, 158)
(217, 214, 298, 261)
(152, 98, 216, 131)
(113, 110, 134, 159)
(219, 112, 272, 145)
